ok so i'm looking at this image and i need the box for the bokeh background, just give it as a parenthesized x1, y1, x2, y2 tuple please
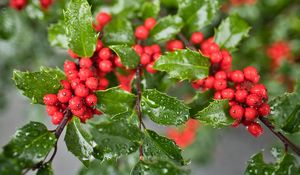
(1, 0, 300, 174)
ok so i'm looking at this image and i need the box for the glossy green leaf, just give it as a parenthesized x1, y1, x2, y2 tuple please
(141, 89, 189, 125)
(110, 111, 139, 126)
(143, 130, 185, 165)
(149, 15, 184, 42)
(65, 118, 95, 167)
(131, 159, 190, 175)
(215, 14, 250, 51)
(102, 18, 135, 46)
(90, 120, 143, 161)
(178, 0, 220, 32)
(48, 20, 68, 49)
(3, 122, 57, 166)
(0, 155, 24, 175)
(154, 49, 210, 81)
(64, 0, 98, 57)
(36, 163, 53, 175)
(194, 100, 234, 128)
(12, 67, 65, 104)
(109, 45, 140, 68)
(141, 0, 160, 19)
(95, 87, 136, 116)
(188, 90, 214, 116)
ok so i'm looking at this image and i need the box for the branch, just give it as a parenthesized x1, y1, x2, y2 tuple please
(177, 33, 197, 51)
(259, 117, 300, 156)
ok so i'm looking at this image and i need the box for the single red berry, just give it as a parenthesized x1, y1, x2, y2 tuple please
(215, 71, 227, 80)
(43, 94, 58, 106)
(144, 17, 156, 30)
(57, 89, 72, 103)
(214, 91, 222, 100)
(258, 103, 270, 117)
(221, 88, 235, 100)
(68, 49, 79, 59)
(40, 0, 53, 9)
(247, 122, 263, 137)
(245, 108, 257, 121)
(114, 56, 123, 67)
(70, 78, 81, 90)
(166, 40, 184, 52)
(204, 76, 215, 89)
(96, 12, 112, 26)
(98, 48, 112, 60)
(10, 0, 27, 10)
(71, 105, 86, 116)
(235, 89, 248, 102)
(46, 105, 59, 116)
(52, 111, 64, 125)
(60, 80, 71, 90)
(243, 66, 258, 82)
(64, 60, 77, 72)
(250, 84, 268, 100)
(190, 32, 204, 44)
(229, 100, 238, 106)
(66, 69, 79, 80)
(79, 58, 93, 69)
(229, 105, 244, 120)
(151, 44, 161, 53)
(214, 79, 227, 91)
(85, 94, 97, 107)
(135, 26, 149, 40)
(132, 44, 144, 56)
(68, 96, 84, 110)
(140, 54, 151, 65)
(85, 77, 99, 90)
(210, 51, 223, 63)
(146, 62, 156, 74)
(220, 53, 232, 71)
(143, 46, 154, 56)
(98, 60, 113, 73)
(153, 53, 161, 61)
(75, 84, 90, 97)
(246, 94, 262, 107)
(206, 43, 220, 55)
(99, 78, 109, 88)
(96, 40, 103, 51)
(230, 70, 244, 83)
(78, 68, 93, 81)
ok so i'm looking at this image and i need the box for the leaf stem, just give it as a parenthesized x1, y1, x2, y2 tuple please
(259, 117, 300, 156)
(177, 33, 197, 51)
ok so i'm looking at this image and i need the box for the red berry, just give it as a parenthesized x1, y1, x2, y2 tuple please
(96, 40, 103, 51)
(40, 0, 53, 9)
(243, 66, 258, 82)
(98, 48, 112, 60)
(153, 53, 161, 61)
(135, 26, 149, 40)
(221, 88, 235, 100)
(132, 44, 144, 56)
(229, 100, 238, 106)
(214, 79, 227, 90)
(151, 44, 161, 53)
(52, 111, 64, 125)
(146, 62, 156, 74)
(244, 108, 257, 121)
(96, 12, 111, 26)
(70, 78, 81, 89)
(78, 68, 93, 81)
(229, 105, 244, 120)
(79, 58, 93, 69)
(190, 32, 204, 44)
(114, 56, 123, 67)
(68, 49, 79, 59)
(215, 71, 227, 80)
(258, 103, 270, 117)
(85, 77, 99, 90)
(144, 46, 154, 56)
(247, 122, 263, 137)
(75, 84, 90, 97)
(230, 70, 244, 83)
(214, 91, 222, 99)
(43, 94, 58, 106)
(85, 94, 97, 107)
(246, 94, 262, 107)
(64, 60, 77, 72)
(210, 51, 223, 63)
(166, 40, 184, 51)
(60, 80, 71, 90)
(99, 78, 109, 88)
(65, 69, 79, 80)
(250, 84, 268, 100)
(220, 53, 232, 71)
(206, 43, 219, 55)
(71, 106, 86, 116)
(140, 54, 151, 65)
(235, 89, 248, 102)
(68, 96, 84, 110)
(46, 105, 59, 116)
(98, 60, 113, 73)
(144, 18, 156, 30)
(57, 89, 72, 103)
(10, 0, 27, 10)
(204, 76, 215, 89)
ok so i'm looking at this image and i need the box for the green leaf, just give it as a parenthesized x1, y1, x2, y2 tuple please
(13, 67, 65, 104)
(194, 100, 234, 128)
(65, 118, 95, 167)
(143, 130, 185, 165)
(95, 87, 136, 116)
(110, 111, 139, 126)
(0, 155, 24, 175)
(64, 0, 98, 57)
(178, 0, 220, 32)
(245, 153, 276, 175)
(48, 20, 68, 49)
(131, 159, 190, 175)
(149, 15, 184, 43)
(109, 45, 140, 68)
(141, 89, 189, 125)
(154, 49, 210, 81)
(90, 120, 143, 161)
(3, 122, 57, 166)
(187, 90, 214, 116)
(269, 81, 300, 134)
(141, 0, 160, 19)
(36, 163, 54, 175)
(215, 14, 250, 51)
(102, 18, 135, 46)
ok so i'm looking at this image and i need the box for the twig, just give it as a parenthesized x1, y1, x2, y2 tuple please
(177, 33, 197, 51)
(259, 117, 300, 156)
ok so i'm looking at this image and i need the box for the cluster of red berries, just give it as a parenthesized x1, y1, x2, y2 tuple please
(9, 0, 53, 11)
(167, 119, 199, 148)
(266, 41, 291, 68)
(191, 32, 270, 137)
(134, 17, 157, 40)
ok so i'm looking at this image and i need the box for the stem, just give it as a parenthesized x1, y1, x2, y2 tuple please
(177, 33, 197, 51)
(259, 117, 300, 156)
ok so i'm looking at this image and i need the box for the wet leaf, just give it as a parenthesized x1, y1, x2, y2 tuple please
(48, 20, 68, 49)
(109, 45, 140, 69)
(141, 0, 160, 19)
(36, 163, 53, 175)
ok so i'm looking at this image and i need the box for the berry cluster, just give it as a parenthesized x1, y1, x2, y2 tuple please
(134, 17, 157, 40)
(191, 32, 270, 137)
(267, 41, 291, 68)
(167, 119, 199, 148)
(9, 0, 53, 11)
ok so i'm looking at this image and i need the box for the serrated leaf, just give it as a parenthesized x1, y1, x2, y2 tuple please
(178, 0, 220, 32)
(141, 0, 160, 19)
(194, 100, 234, 128)
(95, 87, 136, 116)
(141, 89, 189, 125)
(3, 122, 57, 166)
(36, 163, 53, 175)
(188, 90, 214, 116)
(48, 20, 68, 49)
(143, 130, 185, 165)
(215, 14, 250, 51)
(102, 18, 135, 46)
(149, 15, 184, 42)
(13, 67, 65, 104)
(64, 0, 98, 57)
(90, 120, 143, 161)
(65, 118, 95, 167)
(109, 45, 140, 68)
(131, 159, 190, 175)
(154, 49, 210, 81)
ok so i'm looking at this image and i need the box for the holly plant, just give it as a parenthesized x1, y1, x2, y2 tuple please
(1, 0, 300, 174)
